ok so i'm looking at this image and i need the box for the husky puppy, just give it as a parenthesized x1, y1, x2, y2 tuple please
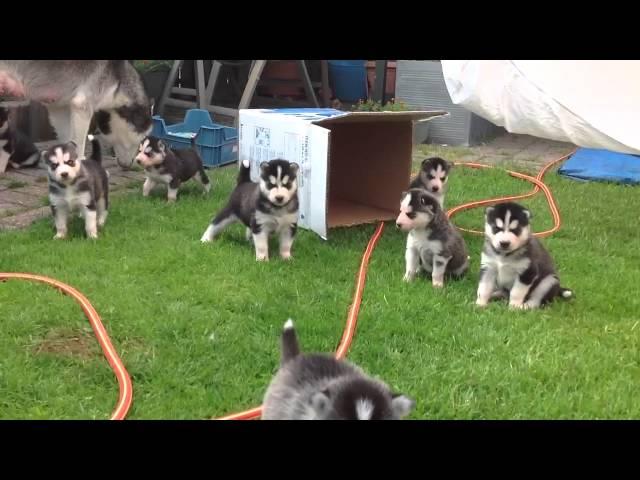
(0, 106, 39, 170)
(261, 320, 415, 420)
(409, 157, 452, 207)
(134, 135, 211, 202)
(200, 159, 299, 262)
(476, 202, 573, 309)
(396, 188, 469, 288)
(44, 135, 109, 240)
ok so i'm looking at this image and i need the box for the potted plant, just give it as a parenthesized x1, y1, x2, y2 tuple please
(352, 98, 429, 145)
(132, 60, 174, 109)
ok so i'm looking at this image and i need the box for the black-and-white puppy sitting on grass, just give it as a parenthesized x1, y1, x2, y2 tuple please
(44, 135, 109, 240)
(201, 159, 299, 262)
(396, 188, 469, 288)
(476, 202, 573, 310)
(410, 156, 453, 207)
(261, 320, 415, 420)
(134, 135, 211, 202)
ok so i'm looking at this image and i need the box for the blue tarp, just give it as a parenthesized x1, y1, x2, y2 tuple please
(558, 148, 640, 185)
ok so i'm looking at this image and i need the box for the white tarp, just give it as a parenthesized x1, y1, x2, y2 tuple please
(441, 60, 640, 155)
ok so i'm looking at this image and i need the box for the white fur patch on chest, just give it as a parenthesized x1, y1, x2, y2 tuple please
(145, 167, 172, 184)
(255, 209, 298, 233)
(408, 229, 442, 255)
(49, 184, 92, 212)
(483, 252, 531, 289)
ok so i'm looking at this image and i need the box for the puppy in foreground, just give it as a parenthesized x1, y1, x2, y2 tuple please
(44, 135, 109, 239)
(201, 159, 299, 262)
(261, 320, 415, 420)
(476, 202, 573, 309)
(410, 157, 452, 207)
(396, 188, 469, 288)
(134, 135, 211, 202)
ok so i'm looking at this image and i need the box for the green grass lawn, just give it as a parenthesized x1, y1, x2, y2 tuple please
(1, 156, 639, 419)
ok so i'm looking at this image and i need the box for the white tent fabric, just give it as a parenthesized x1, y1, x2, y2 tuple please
(441, 60, 640, 155)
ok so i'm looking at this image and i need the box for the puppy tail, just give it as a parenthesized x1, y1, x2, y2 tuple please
(87, 134, 101, 164)
(237, 159, 252, 185)
(281, 319, 301, 365)
(558, 287, 574, 300)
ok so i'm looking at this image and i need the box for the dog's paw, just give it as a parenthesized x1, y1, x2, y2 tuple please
(256, 255, 269, 262)
(403, 272, 415, 283)
(432, 280, 444, 288)
(509, 302, 527, 311)
(281, 252, 293, 261)
(53, 232, 66, 240)
(475, 298, 489, 308)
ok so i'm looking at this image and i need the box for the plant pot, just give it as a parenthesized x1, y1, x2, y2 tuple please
(366, 61, 397, 98)
(142, 69, 171, 108)
(258, 61, 305, 98)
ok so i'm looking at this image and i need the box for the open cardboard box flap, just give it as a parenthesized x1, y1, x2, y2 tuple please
(239, 108, 448, 239)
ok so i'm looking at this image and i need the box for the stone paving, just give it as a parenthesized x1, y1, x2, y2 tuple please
(0, 133, 575, 231)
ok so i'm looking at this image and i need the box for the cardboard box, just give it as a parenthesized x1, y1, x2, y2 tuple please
(239, 108, 448, 239)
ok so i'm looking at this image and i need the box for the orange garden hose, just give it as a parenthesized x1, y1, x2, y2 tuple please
(1, 149, 574, 420)
(215, 221, 386, 420)
(446, 149, 576, 237)
(0, 272, 132, 420)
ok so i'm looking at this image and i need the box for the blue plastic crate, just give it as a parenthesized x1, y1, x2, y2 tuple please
(151, 109, 238, 168)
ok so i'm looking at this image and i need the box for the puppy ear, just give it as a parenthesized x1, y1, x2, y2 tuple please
(289, 162, 300, 176)
(485, 206, 495, 218)
(421, 158, 430, 169)
(260, 161, 269, 176)
(523, 208, 532, 220)
(158, 140, 166, 152)
(391, 393, 415, 418)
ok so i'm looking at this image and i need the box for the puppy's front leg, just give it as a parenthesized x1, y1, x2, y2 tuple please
(167, 178, 180, 202)
(509, 266, 537, 310)
(431, 254, 451, 288)
(403, 246, 420, 282)
(52, 205, 69, 240)
(476, 265, 497, 307)
(279, 223, 297, 260)
(142, 178, 156, 197)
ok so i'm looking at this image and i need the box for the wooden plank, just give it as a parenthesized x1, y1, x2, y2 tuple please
(297, 60, 319, 107)
(157, 60, 183, 115)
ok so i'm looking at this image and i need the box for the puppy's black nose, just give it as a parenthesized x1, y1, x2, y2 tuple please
(431, 186, 439, 192)
(60, 172, 69, 178)
(499, 240, 510, 249)
(275, 195, 284, 203)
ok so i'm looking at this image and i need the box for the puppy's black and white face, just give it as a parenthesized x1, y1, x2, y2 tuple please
(135, 136, 167, 168)
(396, 188, 440, 231)
(419, 157, 451, 194)
(44, 142, 82, 185)
(0, 107, 8, 134)
(485, 202, 532, 253)
(259, 159, 299, 207)
(309, 378, 414, 420)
